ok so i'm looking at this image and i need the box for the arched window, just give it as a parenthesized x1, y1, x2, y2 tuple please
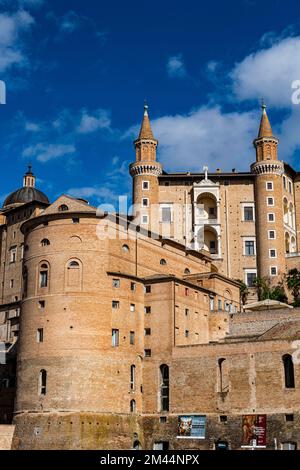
(68, 261, 80, 268)
(218, 358, 229, 393)
(160, 364, 169, 411)
(130, 399, 136, 413)
(39, 263, 49, 288)
(41, 239, 50, 247)
(160, 259, 167, 266)
(283, 198, 289, 225)
(184, 268, 190, 275)
(65, 259, 82, 290)
(122, 244, 130, 253)
(58, 204, 69, 212)
(133, 440, 142, 450)
(130, 365, 136, 390)
(70, 236, 82, 243)
(39, 369, 47, 395)
(283, 354, 295, 389)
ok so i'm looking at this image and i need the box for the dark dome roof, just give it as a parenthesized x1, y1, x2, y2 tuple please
(3, 187, 49, 208)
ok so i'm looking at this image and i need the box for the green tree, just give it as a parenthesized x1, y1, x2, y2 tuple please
(286, 269, 300, 306)
(253, 277, 287, 303)
(236, 280, 249, 305)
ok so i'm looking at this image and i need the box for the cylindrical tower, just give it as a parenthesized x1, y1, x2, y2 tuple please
(129, 104, 162, 232)
(13, 206, 144, 449)
(251, 104, 286, 281)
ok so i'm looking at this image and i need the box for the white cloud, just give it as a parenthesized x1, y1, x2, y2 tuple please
(148, 106, 258, 172)
(66, 185, 119, 204)
(77, 109, 111, 134)
(166, 54, 187, 78)
(0, 10, 34, 72)
(22, 143, 76, 162)
(231, 36, 300, 108)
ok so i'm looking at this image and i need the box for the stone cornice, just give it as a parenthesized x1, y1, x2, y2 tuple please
(129, 162, 163, 177)
(251, 160, 284, 176)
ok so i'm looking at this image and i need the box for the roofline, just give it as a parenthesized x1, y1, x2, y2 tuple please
(1, 199, 49, 215)
(159, 172, 255, 179)
(20, 210, 212, 263)
(107, 271, 214, 295)
(184, 271, 242, 288)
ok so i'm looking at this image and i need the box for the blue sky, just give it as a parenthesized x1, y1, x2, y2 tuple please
(1, 0, 300, 209)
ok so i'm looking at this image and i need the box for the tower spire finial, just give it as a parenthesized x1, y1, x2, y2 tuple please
(144, 99, 148, 116)
(23, 163, 35, 187)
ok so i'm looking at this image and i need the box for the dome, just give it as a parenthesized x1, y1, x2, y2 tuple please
(3, 165, 49, 209)
(3, 187, 49, 208)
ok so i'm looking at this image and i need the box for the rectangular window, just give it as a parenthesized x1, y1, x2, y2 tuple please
(267, 197, 274, 206)
(244, 206, 254, 221)
(218, 299, 222, 310)
(141, 214, 149, 224)
(72, 218, 80, 224)
(245, 240, 255, 256)
(210, 297, 214, 311)
(185, 288, 189, 296)
(130, 331, 135, 345)
(185, 330, 189, 338)
(268, 213, 275, 222)
(266, 181, 273, 190)
(142, 181, 149, 190)
(144, 349, 151, 357)
(10, 247, 17, 263)
(112, 329, 119, 347)
(112, 279, 120, 288)
(285, 414, 294, 422)
(270, 266, 277, 276)
(269, 249, 277, 258)
(38, 300, 45, 309)
(145, 285, 151, 293)
(283, 176, 287, 190)
(10, 279, 14, 288)
(185, 308, 189, 316)
(288, 181, 292, 194)
(246, 272, 256, 287)
(130, 282, 136, 291)
(144, 306, 151, 314)
(268, 230, 276, 239)
(112, 300, 120, 309)
(161, 206, 172, 223)
(153, 442, 169, 450)
(144, 328, 151, 336)
(130, 303, 135, 312)
(142, 198, 149, 207)
(37, 328, 43, 343)
(40, 271, 48, 288)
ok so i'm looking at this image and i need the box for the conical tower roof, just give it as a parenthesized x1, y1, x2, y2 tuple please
(137, 103, 156, 140)
(258, 103, 273, 138)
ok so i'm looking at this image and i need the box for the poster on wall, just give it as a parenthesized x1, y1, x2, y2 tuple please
(241, 415, 267, 447)
(177, 415, 206, 439)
